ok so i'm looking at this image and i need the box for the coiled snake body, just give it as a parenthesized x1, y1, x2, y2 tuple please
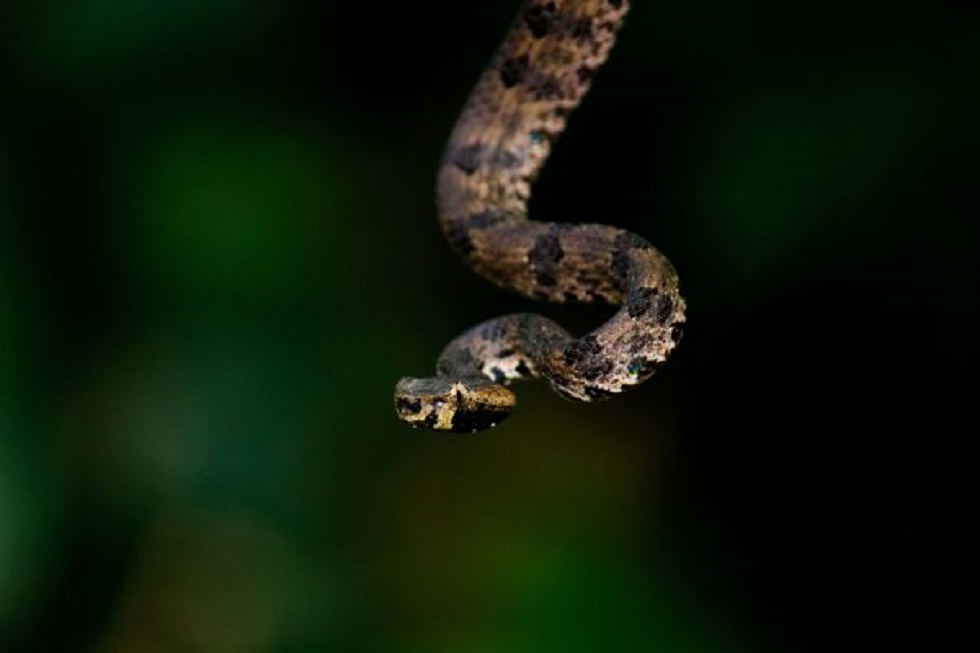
(395, 0, 685, 432)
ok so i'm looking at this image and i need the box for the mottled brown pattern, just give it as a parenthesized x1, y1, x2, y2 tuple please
(395, 0, 686, 433)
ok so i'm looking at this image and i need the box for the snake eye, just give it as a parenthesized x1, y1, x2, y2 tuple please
(395, 396, 423, 418)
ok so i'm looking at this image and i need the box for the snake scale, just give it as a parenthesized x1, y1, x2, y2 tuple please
(394, 0, 685, 432)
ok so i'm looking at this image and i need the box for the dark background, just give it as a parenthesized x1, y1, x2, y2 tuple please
(1, 1, 976, 650)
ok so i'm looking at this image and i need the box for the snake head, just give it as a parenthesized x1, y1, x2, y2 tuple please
(394, 376, 515, 433)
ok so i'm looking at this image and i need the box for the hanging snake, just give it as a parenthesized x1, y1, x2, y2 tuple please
(394, 0, 685, 432)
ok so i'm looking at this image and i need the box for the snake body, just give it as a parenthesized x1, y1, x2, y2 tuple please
(395, 0, 685, 432)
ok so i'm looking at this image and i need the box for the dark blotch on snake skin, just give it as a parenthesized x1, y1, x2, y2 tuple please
(564, 334, 601, 364)
(449, 143, 487, 175)
(570, 17, 594, 40)
(534, 270, 558, 288)
(527, 228, 566, 289)
(529, 74, 567, 101)
(493, 149, 522, 170)
(499, 54, 530, 88)
(610, 231, 653, 283)
(576, 65, 597, 84)
(523, 2, 559, 39)
(478, 319, 508, 342)
(610, 247, 630, 282)
(564, 334, 614, 381)
(656, 294, 675, 322)
(444, 211, 506, 256)
(528, 230, 565, 267)
(627, 286, 658, 319)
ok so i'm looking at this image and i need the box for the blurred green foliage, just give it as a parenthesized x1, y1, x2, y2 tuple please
(1, 0, 975, 651)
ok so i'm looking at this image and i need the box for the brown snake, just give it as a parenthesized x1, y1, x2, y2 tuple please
(394, 0, 685, 432)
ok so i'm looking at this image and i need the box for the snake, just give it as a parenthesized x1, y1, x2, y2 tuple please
(394, 0, 685, 432)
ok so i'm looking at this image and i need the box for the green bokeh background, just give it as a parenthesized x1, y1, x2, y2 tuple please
(1, 1, 975, 651)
